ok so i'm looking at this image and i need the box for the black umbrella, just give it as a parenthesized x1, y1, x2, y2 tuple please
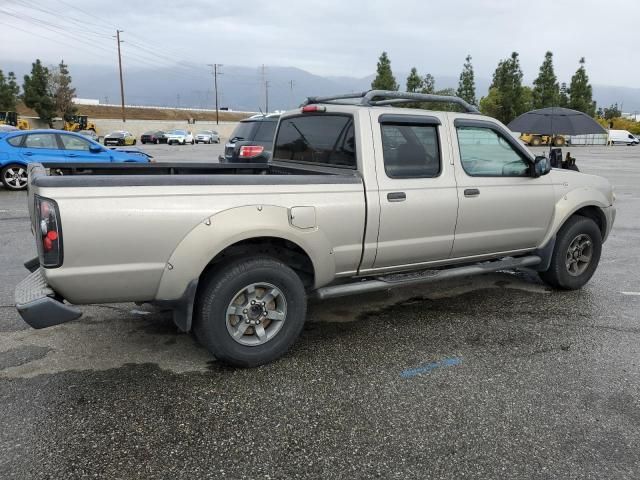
(507, 107, 605, 136)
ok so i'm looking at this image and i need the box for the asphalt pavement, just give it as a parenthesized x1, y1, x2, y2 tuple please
(0, 146, 639, 479)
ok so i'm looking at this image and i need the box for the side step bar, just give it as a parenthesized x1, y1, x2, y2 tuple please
(313, 255, 542, 300)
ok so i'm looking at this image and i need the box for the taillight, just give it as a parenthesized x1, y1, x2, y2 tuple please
(35, 195, 63, 268)
(301, 105, 326, 113)
(239, 145, 265, 158)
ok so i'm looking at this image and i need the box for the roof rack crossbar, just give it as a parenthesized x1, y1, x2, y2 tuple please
(302, 90, 479, 113)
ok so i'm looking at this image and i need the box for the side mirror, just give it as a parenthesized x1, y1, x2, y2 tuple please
(89, 144, 102, 153)
(532, 155, 551, 177)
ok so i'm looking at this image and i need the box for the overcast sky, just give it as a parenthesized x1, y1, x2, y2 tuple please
(0, 0, 637, 87)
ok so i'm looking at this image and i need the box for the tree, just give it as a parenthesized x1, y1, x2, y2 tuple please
(568, 57, 595, 116)
(406, 67, 423, 93)
(23, 59, 56, 127)
(559, 82, 569, 108)
(479, 87, 502, 119)
(421, 73, 435, 94)
(0, 70, 20, 110)
(432, 87, 460, 111)
(456, 54, 476, 105)
(603, 103, 621, 120)
(371, 52, 398, 91)
(488, 52, 527, 124)
(532, 51, 560, 109)
(50, 60, 77, 122)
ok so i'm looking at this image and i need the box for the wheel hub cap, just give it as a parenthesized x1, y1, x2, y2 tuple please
(225, 283, 287, 346)
(565, 234, 593, 277)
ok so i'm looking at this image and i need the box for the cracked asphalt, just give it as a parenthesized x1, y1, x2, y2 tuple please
(1, 146, 639, 479)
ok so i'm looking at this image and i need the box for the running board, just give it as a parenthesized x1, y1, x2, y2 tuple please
(313, 255, 542, 300)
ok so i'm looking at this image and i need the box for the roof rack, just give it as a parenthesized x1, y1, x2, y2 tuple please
(302, 90, 479, 113)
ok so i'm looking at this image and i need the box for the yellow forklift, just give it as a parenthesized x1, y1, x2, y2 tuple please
(63, 115, 97, 133)
(0, 111, 30, 130)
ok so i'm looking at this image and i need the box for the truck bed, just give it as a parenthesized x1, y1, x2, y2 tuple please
(30, 161, 359, 188)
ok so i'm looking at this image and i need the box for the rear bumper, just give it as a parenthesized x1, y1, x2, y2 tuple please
(15, 268, 82, 329)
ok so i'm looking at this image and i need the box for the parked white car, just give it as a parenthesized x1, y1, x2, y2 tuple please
(608, 129, 639, 146)
(195, 130, 220, 144)
(165, 130, 194, 145)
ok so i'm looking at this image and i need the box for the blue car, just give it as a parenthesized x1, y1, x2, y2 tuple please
(0, 129, 151, 190)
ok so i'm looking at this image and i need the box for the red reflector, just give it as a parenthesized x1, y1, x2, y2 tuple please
(239, 145, 265, 158)
(46, 231, 58, 241)
(301, 105, 326, 113)
(43, 236, 53, 252)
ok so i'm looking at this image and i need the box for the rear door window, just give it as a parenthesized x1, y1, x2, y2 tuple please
(381, 123, 441, 178)
(24, 133, 59, 149)
(273, 115, 356, 168)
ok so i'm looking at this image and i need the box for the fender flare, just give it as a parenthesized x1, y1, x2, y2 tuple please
(153, 204, 335, 330)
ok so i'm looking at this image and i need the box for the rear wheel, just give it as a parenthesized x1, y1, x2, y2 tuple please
(553, 136, 565, 146)
(539, 216, 602, 290)
(1, 164, 28, 190)
(530, 136, 542, 146)
(194, 256, 307, 367)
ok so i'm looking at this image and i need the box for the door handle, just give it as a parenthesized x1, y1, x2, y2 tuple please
(67, 153, 79, 157)
(23, 151, 33, 156)
(387, 192, 406, 202)
(464, 188, 480, 197)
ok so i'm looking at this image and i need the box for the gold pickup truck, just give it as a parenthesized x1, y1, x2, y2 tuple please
(15, 91, 616, 367)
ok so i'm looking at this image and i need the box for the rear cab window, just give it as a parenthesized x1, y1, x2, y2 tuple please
(273, 114, 356, 168)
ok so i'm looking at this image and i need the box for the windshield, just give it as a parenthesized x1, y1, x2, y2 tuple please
(229, 122, 255, 142)
(197, 131, 212, 135)
(168, 130, 186, 135)
(253, 121, 277, 142)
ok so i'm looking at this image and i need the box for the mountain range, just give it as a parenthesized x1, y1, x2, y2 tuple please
(3, 61, 639, 113)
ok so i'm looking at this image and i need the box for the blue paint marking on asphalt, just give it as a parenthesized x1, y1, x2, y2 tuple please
(401, 357, 462, 379)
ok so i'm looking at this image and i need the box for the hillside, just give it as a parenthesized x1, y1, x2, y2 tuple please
(16, 102, 252, 122)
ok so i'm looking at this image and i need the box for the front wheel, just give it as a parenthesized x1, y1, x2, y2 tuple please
(1, 164, 28, 190)
(194, 256, 307, 367)
(539, 216, 602, 290)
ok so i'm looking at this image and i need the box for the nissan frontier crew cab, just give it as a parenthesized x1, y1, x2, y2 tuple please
(15, 91, 616, 367)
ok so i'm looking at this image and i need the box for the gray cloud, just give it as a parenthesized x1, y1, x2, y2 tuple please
(0, 0, 637, 88)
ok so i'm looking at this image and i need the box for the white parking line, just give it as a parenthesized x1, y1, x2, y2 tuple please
(621, 292, 640, 296)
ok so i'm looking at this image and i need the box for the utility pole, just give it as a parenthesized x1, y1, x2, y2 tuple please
(260, 64, 267, 113)
(207, 63, 223, 124)
(289, 80, 295, 109)
(115, 30, 126, 122)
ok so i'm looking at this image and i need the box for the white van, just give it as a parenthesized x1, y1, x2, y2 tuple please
(608, 129, 639, 146)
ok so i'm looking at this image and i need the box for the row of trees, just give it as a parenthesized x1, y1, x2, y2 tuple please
(0, 59, 77, 127)
(370, 51, 596, 124)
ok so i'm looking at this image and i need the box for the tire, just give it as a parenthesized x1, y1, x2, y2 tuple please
(553, 137, 565, 147)
(191, 139, 195, 145)
(539, 216, 602, 290)
(193, 256, 307, 367)
(133, 139, 137, 145)
(141, 140, 146, 145)
(1, 163, 28, 191)
(530, 136, 542, 146)
(154, 139, 159, 144)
